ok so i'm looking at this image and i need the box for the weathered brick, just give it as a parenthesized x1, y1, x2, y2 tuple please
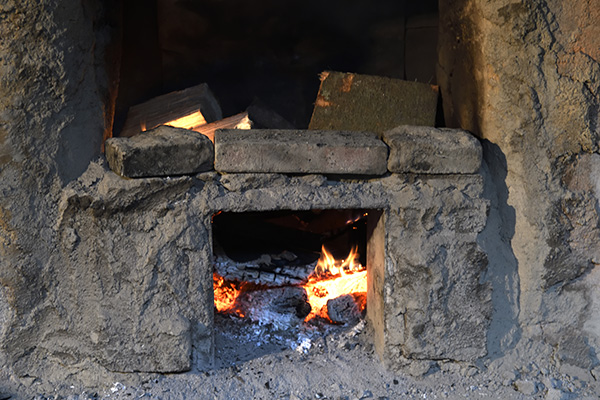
(214, 129, 388, 175)
(105, 125, 214, 178)
(383, 125, 482, 174)
(309, 71, 439, 135)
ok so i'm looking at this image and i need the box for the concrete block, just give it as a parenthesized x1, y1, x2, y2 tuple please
(105, 125, 214, 178)
(383, 125, 482, 174)
(214, 129, 388, 175)
(308, 71, 439, 135)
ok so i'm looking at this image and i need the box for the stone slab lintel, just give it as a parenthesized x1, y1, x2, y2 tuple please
(383, 125, 482, 174)
(105, 125, 214, 178)
(214, 129, 388, 175)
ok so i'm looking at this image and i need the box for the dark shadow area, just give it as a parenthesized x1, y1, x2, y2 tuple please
(213, 209, 368, 266)
(114, 0, 439, 134)
(478, 140, 521, 359)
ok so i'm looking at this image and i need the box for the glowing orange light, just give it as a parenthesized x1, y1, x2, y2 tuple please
(165, 110, 207, 131)
(213, 245, 367, 324)
(302, 245, 367, 322)
(213, 272, 245, 317)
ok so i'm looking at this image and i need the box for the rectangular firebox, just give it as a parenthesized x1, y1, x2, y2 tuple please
(211, 209, 385, 363)
(212, 209, 384, 331)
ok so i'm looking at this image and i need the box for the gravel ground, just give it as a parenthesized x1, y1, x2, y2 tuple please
(3, 316, 598, 400)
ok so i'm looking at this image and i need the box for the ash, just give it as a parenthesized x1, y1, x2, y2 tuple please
(24, 318, 599, 400)
(214, 306, 366, 369)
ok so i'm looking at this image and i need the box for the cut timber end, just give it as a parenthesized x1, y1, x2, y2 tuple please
(120, 83, 223, 137)
(194, 112, 253, 142)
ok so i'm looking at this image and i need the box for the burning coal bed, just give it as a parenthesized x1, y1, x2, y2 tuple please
(212, 210, 369, 360)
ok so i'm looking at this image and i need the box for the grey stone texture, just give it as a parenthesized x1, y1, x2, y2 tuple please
(308, 71, 439, 135)
(1, 0, 597, 391)
(0, 0, 121, 384)
(57, 165, 211, 372)
(214, 129, 388, 175)
(439, 0, 600, 372)
(105, 125, 214, 178)
(48, 159, 490, 375)
(383, 125, 482, 174)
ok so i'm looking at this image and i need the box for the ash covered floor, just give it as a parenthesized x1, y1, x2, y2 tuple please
(12, 316, 598, 399)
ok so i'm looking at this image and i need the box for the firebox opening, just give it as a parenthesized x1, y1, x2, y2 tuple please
(211, 209, 383, 363)
(213, 209, 369, 267)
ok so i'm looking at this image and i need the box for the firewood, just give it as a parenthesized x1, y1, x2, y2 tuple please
(327, 294, 362, 324)
(120, 83, 222, 137)
(309, 71, 439, 136)
(213, 254, 316, 287)
(246, 99, 295, 129)
(194, 111, 253, 142)
(270, 286, 311, 319)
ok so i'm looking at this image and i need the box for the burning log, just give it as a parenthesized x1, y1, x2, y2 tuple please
(120, 83, 222, 137)
(270, 286, 311, 319)
(301, 245, 367, 322)
(326, 294, 363, 325)
(214, 253, 316, 287)
(213, 244, 368, 326)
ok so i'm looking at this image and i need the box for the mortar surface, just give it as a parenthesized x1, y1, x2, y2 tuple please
(5, 318, 598, 399)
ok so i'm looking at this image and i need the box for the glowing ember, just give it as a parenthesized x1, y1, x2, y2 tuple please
(213, 272, 245, 317)
(302, 245, 367, 322)
(213, 245, 367, 324)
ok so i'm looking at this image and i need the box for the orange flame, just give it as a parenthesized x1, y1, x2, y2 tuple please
(213, 245, 367, 324)
(302, 245, 367, 322)
(213, 272, 245, 317)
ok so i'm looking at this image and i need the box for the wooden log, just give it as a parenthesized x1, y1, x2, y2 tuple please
(246, 99, 295, 129)
(309, 71, 439, 136)
(120, 83, 222, 137)
(327, 294, 362, 324)
(194, 111, 253, 142)
(213, 254, 316, 287)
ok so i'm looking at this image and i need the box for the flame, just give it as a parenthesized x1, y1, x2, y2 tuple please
(213, 245, 367, 324)
(302, 245, 367, 322)
(213, 272, 245, 317)
(165, 110, 207, 131)
(314, 245, 363, 277)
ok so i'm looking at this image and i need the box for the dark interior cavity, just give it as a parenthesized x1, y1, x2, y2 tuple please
(114, 0, 439, 133)
(212, 209, 370, 267)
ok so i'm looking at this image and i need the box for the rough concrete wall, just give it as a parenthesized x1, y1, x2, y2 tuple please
(381, 174, 491, 368)
(438, 0, 600, 373)
(47, 159, 491, 383)
(57, 167, 206, 373)
(0, 0, 119, 378)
